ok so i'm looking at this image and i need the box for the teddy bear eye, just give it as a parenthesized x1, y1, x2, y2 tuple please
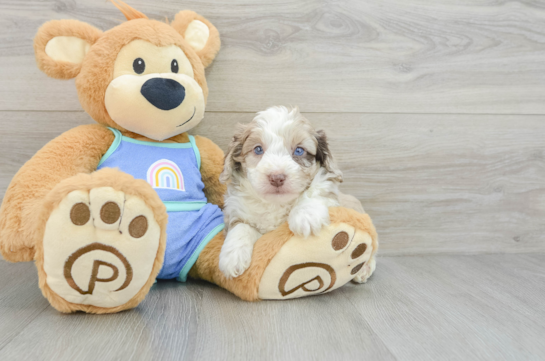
(171, 59, 179, 73)
(133, 58, 145, 74)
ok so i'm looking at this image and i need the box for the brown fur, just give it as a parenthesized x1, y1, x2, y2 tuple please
(75, 19, 209, 131)
(34, 6, 217, 133)
(0, 124, 113, 262)
(34, 168, 167, 313)
(315, 129, 343, 183)
(194, 135, 227, 208)
(110, 0, 148, 21)
(0, 4, 226, 313)
(34, 20, 103, 80)
(219, 123, 253, 183)
(170, 10, 221, 68)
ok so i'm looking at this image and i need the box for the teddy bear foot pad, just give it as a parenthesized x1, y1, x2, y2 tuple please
(42, 187, 161, 309)
(258, 222, 375, 300)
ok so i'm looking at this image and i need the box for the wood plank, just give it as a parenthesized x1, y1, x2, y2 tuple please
(341, 254, 545, 360)
(0, 259, 49, 350)
(0, 278, 206, 360)
(2, 111, 544, 255)
(428, 254, 545, 322)
(1, 0, 545, 113)
(1, 255, 543, 360)
(0, 266, 394, 361)
(190, 284, 394, 361)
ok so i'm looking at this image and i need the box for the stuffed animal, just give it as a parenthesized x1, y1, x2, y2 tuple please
(0, 1, 378, 313)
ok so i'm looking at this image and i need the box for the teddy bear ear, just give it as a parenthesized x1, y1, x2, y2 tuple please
(171, 10, 221, 68)
(34, 19, 103, 79)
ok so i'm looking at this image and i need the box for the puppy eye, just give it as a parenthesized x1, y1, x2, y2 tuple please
(133, 58, 145, 74)
(254, 146, 264, 155)
(294, 147, 305, 156)
(171, 59, 179, 73)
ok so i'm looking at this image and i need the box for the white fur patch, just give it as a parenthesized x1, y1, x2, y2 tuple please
(219, 223, 262, 278)
(288, 198, 330, 238)
(223, 107, 341, 233)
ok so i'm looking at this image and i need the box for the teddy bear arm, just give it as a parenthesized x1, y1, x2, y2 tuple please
(0, 124, 114, 262)
(194, 135, 226, 209)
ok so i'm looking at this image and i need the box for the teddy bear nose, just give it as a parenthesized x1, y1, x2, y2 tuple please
(140, 78, 185, 111)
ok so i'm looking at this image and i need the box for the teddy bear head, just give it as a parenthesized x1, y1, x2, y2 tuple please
(34, 1, 220, 141)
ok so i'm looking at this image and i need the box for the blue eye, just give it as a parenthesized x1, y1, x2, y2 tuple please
(294, 147, 305, 156)
(254, 146, 264, 155)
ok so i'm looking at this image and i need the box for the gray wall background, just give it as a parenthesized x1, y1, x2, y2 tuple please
(1, 0, 544, 256)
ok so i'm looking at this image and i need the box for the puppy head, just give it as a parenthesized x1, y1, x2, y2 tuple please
(220, 106, 342, 204)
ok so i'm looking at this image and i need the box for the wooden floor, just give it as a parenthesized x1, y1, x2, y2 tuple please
(0, 254, 544, 360)
(1, 0, 545, 360)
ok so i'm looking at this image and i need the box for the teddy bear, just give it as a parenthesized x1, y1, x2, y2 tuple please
(0, 1, 378, 314)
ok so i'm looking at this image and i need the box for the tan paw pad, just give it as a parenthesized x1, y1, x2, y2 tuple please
(90, 187, 124, 230)
(43, 189, 160, 308)
(70, 203, 90, 226)
(258, 223, 374, 300)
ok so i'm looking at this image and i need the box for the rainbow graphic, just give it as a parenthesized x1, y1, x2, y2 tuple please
(147, 159, 185, 192)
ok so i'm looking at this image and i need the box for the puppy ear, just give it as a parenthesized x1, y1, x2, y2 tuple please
(315, 130, 343, 183)
(171, 10, 221, 68)
(220, 124, 248, 184)
(34, 20, 102, 79)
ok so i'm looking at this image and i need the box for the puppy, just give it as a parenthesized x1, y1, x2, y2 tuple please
(218, 106, 343, 278)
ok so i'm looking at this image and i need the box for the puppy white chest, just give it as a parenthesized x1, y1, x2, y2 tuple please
(245, 202, 293, 234)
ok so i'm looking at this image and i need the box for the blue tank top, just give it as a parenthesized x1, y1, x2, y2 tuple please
(97, 127, 224, 281)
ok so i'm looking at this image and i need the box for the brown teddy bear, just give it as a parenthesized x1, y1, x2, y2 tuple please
(0, 1, 378, 313)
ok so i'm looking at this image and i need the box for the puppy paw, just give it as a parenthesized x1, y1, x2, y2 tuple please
(219, 224, 261, 279)
(219, 244, 253, 279)
(288, 204, 330, 238)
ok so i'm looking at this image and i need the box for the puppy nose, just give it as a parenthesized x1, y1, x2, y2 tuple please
(141, 78, 185, 110)
(269, 174, 286, 187)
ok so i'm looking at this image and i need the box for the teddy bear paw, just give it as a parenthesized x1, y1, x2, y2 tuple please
(41, 187, 162, 309)
(351, 256, 376, 284)
(258, 222, 375, 300)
